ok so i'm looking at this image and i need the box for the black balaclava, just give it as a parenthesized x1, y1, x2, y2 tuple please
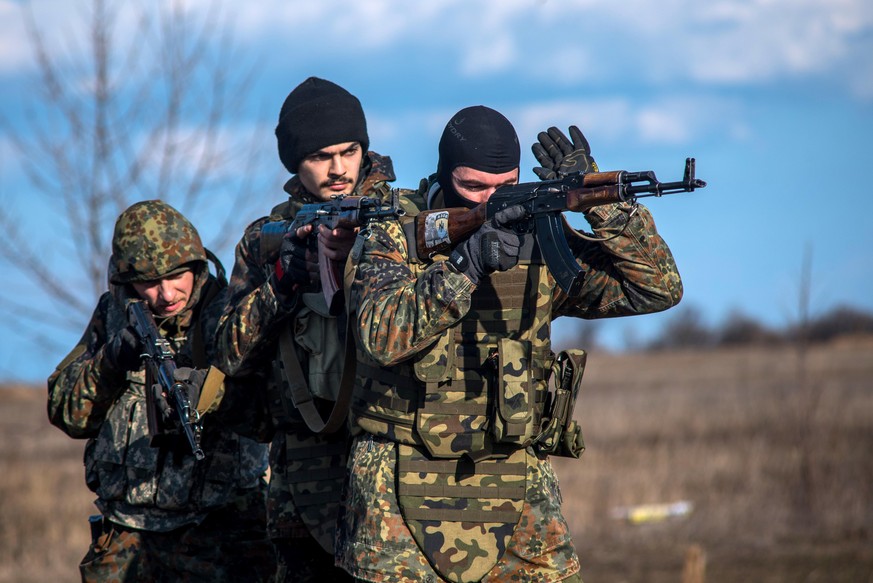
(436, 105, 520, 208)
(275, 77, 369, 174)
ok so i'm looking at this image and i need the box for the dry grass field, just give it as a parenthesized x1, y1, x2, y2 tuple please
(2, 337, 872, 582)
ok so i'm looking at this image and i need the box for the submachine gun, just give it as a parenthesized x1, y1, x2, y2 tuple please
(415, 158, 707, 295)
(128, 300, 205, 461)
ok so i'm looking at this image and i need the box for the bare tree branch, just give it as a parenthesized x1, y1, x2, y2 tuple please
(1, 0, 273, 341)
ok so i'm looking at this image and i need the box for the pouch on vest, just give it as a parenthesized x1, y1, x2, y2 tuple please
(490, 338, 536, 446)
(292, 292, 344, 401)
(535, 349, 587, 459)
(397, 443, 527, 583)
(415, 332, 495, 458)
(412, 329, 454, 383)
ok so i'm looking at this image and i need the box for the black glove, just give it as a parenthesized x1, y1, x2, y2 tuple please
(103, 327, 142, 373)
(532, 125, 599, 180)
(172, 367, 206, 414)
(448, 206, 525, 285)
(273, 231, 311, 294)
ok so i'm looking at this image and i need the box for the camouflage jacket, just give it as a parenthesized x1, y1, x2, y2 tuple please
(47, 263, 268, 532)
(342, 182, 682, 581)
(349, 182, 683, 438)
(213, 152, 405, 547)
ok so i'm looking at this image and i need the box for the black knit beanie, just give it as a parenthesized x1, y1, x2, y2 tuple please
(437, 105, 520, 207)
(275, 77, 369, 173)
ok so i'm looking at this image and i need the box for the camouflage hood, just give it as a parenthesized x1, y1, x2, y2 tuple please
(110, 200, 207, 285)
(108, 200, 211, 329)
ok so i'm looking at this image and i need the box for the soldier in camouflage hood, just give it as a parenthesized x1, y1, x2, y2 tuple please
(336, 108, 684, 582)
(47, 200, 275, 583)
(214, 77, 410, 581)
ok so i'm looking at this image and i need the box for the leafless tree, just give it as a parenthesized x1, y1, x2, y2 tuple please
(0, 0, 271, 351)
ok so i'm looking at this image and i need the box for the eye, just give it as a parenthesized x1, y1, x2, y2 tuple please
(461, 183, 487, 191)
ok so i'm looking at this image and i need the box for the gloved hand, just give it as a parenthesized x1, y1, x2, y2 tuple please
(103, 327, 142, 373)
(448, 206, 526, 285)
(273, 230, 313, 294)
(172, 367, 206, 414)
(531, 125, 599, 180)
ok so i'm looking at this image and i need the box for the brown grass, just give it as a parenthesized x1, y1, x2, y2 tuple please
(3, 337, 873, 582)
(0, 385, 93, 583)
(552, 336, 873, 582)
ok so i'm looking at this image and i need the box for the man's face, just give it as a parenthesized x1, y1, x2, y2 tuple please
(297, 141, 363, 201)
(450, 166, 520, 205)
(131, 269, 195, 318)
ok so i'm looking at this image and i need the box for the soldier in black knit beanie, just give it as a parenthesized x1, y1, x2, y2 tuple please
(214, 77, 407, 582)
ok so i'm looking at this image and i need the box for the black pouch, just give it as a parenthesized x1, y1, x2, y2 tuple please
(88, 514, 104, 543)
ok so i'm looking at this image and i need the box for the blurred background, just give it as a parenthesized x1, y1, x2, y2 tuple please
(1, 1, 871, 581)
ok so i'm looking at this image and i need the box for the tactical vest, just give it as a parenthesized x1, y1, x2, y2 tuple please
(349, 204, 564, 582)
(351, 218, 556, 457)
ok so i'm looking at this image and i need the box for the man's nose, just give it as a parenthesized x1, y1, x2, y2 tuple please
(476, 188, 496, 204)
(328, 155, 346, 176)
(158, 281, 176, 301)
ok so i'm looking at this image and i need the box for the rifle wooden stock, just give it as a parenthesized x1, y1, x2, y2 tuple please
(415, 204, 488, 257)
(565, 184, 627, 212)
(415, 183, 623, 257)
(319, 250, 346, 315)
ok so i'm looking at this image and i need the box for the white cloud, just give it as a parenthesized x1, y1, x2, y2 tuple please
(364, 94, 745, 188)
(508, 94, 745, 149)
(684, 0, 871, 83)
(7, 0, 872, 97)
(0, 2, 32, 73)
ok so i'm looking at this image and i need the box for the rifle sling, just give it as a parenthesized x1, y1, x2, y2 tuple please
(278, 308, 355, 435)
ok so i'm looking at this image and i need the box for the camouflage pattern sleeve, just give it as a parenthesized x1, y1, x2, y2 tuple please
(553, 202, 683, 318)
(214, 218, 296, 376)
(46, 293, 126, 438)
(351, 219, 475, 367)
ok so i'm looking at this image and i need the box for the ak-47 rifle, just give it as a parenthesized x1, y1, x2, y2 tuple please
(128, 300, 205, 461)
(416, 157, 707, 295)
(260, 194, 404, 314)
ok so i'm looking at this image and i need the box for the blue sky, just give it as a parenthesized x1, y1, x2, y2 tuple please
(1, 0, 872, 383)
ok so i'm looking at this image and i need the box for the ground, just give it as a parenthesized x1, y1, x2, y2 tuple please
(3, 337, 872, 582)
